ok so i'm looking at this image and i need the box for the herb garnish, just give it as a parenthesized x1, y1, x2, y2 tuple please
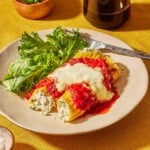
(22, 0, 42, 4)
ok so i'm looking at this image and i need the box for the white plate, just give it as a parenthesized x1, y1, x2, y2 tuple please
(0, 28, 148, 135)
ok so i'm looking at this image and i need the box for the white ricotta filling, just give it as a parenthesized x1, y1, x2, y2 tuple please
(57, 99, 70, 121)
(30, 90, 55, 115)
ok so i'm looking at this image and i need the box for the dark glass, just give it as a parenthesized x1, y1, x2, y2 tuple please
(83, 0, 131, 29)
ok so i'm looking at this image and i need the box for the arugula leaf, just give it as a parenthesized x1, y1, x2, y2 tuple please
(1, 26, 88, 94)
(2, 58, 49, 93)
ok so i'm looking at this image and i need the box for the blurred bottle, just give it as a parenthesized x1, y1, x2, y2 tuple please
(83, 0, 131, 29)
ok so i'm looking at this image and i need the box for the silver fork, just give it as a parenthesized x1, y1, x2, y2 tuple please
(64, 29, 150, 60)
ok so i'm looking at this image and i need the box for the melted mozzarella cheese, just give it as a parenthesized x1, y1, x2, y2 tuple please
(48, 63, 114, 102)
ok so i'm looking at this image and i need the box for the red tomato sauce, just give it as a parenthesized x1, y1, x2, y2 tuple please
(66, 58, 119, 114)
(89, 90, 119, 114)
(24, 78, 63, 100)
(24, 57, 119, 114)
(68, 82, 97, 111)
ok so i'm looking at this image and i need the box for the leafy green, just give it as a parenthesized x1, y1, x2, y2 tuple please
(1, 26, 88, 94)
(22, 0, 42, 4)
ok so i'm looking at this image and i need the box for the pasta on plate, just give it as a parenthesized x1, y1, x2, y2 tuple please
(26, 50, 121, 122)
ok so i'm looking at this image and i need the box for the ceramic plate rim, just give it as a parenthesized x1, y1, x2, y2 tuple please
(0, 28, 148, 135)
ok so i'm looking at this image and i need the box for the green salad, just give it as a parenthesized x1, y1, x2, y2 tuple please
(0, 26, 88, 95)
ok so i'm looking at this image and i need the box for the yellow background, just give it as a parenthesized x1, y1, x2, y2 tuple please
(0, 0, 150, 149)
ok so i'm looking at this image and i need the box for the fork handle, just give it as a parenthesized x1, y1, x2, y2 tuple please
(64, 29, 150, 60)
(105, 44, 150, 60)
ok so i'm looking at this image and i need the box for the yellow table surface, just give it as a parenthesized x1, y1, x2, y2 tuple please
(0, 0, 150, 149)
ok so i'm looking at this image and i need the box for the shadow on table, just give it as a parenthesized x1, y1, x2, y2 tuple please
(113, 3, 150, 31)
(13, 143, 36, 150)
(43, 0, 82, 20)
(36, 84, 150, 150)
(42, 2, 150, 31)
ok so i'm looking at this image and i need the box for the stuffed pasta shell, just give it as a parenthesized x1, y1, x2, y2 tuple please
(57, 89, 86, 122)
(56, 50, 121, 121)
(74, 50, 121, 82)
(25, 50, 121, 122)
(29, 87, 56, 115)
